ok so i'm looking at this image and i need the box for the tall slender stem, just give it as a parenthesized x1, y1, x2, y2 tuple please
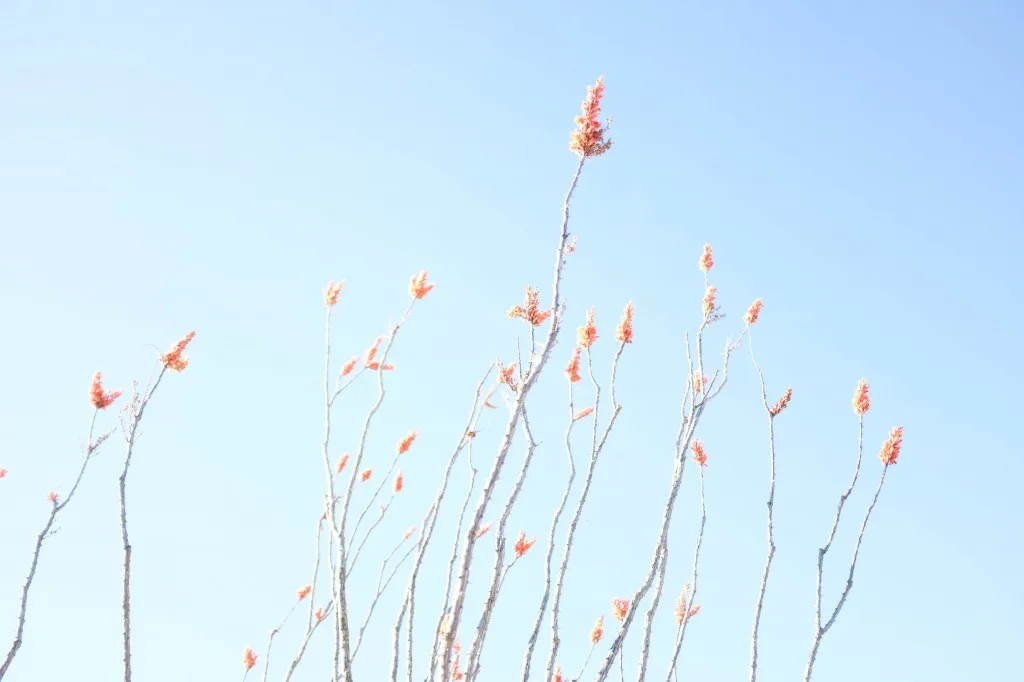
(120, 368, 169, 682)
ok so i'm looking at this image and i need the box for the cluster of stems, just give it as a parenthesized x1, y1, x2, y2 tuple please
(0, 79, 902, 682)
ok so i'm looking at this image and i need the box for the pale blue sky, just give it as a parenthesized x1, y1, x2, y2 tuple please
(1, 1, 1022, 681)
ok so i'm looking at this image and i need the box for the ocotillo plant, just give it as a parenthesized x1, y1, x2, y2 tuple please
(0, 78, 904, 682)
(228, 78, 905, 682)
(0, 331, 197, 682)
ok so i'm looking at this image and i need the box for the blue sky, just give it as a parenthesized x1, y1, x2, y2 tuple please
(1, 1, 1022, 680)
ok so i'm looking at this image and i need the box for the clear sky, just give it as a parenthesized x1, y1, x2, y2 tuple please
(1, 1, 1022, 681)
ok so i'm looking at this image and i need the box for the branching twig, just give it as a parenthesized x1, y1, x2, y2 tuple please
(352, 539, 416, 658)
(465, 405, 541, 677)
(594, 325, 739, 682)
(440, 155, 586, 682)
(263, 510, 326, 682)
(665, 466, 707, 681)
(803, 465, 890, 681)
(393, 370, 492, 682)
(0, 410, 107, 680)
(520, 380, 578, 682)
(543, 344, 625, 682)
(119, 367, 171, 682)
(747, 336, 778, 682)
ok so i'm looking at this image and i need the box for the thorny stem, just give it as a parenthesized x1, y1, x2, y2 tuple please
(283, 603, 335, 682)
(266, 509, 326, 682)
(348, 444, 405, 564)
(426, 415, 486, 682)
(748, 335, 777, 682)
(803, 466, 889, 681)
(352, 541, 416, 658)
(319, 308, 345, 681)
(631, 324, 712, 682)
(636, 541, 670, 681)
(119, 367, 170, 682)
(330, 299, 415, 682)
(543, 344, 625, 682)
(665, 466, 707, 681)
(0, 410, 106, 681)
(465, 406, 540, 677)
(393, 370, 492, 682)
(594, 325, 740, 682)
(520, 380, 578, 682)
(440, 155, 586, 682)
(804, 415, 864, 680)
(347, 494, 396, 576)
(262, 603, 299, 682)
(573, 642, 597, 681)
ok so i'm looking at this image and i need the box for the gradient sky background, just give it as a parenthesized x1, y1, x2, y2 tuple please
(1, 1, 1022, 681)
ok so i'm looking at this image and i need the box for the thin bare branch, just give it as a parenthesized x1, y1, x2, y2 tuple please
(392, 368, 492, 682)
(544, 344, 625, 682)
(0, 410, 104, 681)
(440, 155, 586, 682)
(465, 405, 541, 677)
(594, 324, 740, 682)
(520, 379, 578, 682)
(263, 510, 326, 682)
(352, 539, 416, 659)
(119, 366, 170, 682)
(665, 466, 707, 681)
(748, 335, 778, 682)
(803, 466, 889, 681)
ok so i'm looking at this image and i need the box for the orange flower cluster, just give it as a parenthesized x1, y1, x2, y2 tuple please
(675, 585, 702, 624)
(364, 337, 382, 366)
(508, 287, 552, 327)
(451, 642, 465, 680)
(160, 330, 196, 373)
(745, 298, 763, 325)
(769, 387, 793, 417)
(879, 426, 903, 466)
(340, 357, 358, 376)
(702, 286, 717, 318)
(89, 372, 122, 410)
(47, 491, 58, 504)
(243, 647, 257, 670)
(590, 615, 604, 644)
(615, 303, 634, 344)
(573, 406, 595, 421)
(0, 468, 6, 479)
(324, 280, 343, 307)
(693, 372, 709, 394)
(612, 598, 630, 623)
(360, 468, 372, 482)
(565, 346, 582, 383)
(578, 309, 598, 348)
(698, 244, 714, 273)
(336, 453, 349, 473)
(393, 470, 404, 493)
(853, 379, 870, 416)
(403, 526, 416, 541)
(553, 667, 563, 682)
(315, 607, 326, 623)
(475, 522, 493, 539)
(367, 362, 394, 372)
(397, 432, 418, 454)
(691, 440, 708, 467)
(409, 270, 434, 300)
(513, 531, 537, 558)
(499, 363, 518, 391)
(297, 584, 312, 601)
(569, 76, 613, 158)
